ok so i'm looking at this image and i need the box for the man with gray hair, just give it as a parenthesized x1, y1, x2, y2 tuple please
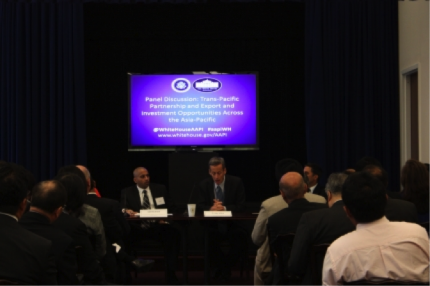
(266, 172, 326, 284)
(288, 172, 355, 284)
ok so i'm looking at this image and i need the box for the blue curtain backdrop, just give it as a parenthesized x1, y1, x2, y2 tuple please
(1, 0, 400, 187)
(304, 0, 400, 189)
(0, 1, 86, 180)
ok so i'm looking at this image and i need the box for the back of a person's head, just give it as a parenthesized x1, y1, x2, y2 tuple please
(57, 165, 87, 187)
(55, 173, 86, 213)
(342, 172, 387, 223)
(279, 172, 305, 200)
(275, 158, 304, 182)
(31, 180, 67, 213)
(354, 156, 382, 172)
(8, 163, 36, 193)
(325, 172, 348, 195)
(362, 164, 389, 190)
(0, 162, 28, 215)
(401, 159, 429, 214)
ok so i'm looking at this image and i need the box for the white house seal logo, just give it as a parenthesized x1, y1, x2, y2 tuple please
(171, 78, 191, 93)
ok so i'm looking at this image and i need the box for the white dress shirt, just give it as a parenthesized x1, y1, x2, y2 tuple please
(137, 185, 155, 209)
(323, 216, 429, 285)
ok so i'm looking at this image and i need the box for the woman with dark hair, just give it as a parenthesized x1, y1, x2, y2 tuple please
(56, 172, 106, 260)
(401, 159, 429, 223)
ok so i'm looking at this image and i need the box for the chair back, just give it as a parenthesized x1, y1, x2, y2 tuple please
(310, 243, 330, 285)
(270, 233, 295, 284)
(344, 279, 429, 285)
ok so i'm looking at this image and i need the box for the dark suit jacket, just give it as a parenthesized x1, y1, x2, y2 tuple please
(267, 198, 327, 285)
(196, 174, 246, 212)
(53, 212, 105, 284)
(0, 214, 57, 285)
(85, 194, 124, 242)
(288, 200, 355, 284)
(267, 198, 327, 244)
(20, 211, 78, 285)
(385, 198, 418, 223)
(312, 183, 327, 200)
(121, 183, 172, 212)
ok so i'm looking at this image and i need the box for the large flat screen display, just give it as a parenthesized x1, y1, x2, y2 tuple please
(129, 72, 258, 151)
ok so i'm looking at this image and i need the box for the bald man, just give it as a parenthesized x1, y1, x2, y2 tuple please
(120, 167, 181, 285)
(266, 172, 327, 284)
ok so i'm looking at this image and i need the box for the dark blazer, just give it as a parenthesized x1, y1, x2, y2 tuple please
(196, 174, 246, 212)
(20, 211, 78, 285)
(53, 212, 105, 284)
(385, 198, 418, 223)
(0, 214, 57, 285)
(85, 194, 124, 242)
(267, 198, 327, 285)
(267, 198, 327, 244)
(121, 183, 172, 212)
(288, 200, 355, 284)
(312, 183, 327, 200)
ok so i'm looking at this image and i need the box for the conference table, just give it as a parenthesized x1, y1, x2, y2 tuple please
(127, 212, 258, 284)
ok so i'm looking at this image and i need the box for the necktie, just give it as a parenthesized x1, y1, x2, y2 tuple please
(141, 189, 151, 229)
(142, 189, 150, 209)
(216, 185, 224, 204)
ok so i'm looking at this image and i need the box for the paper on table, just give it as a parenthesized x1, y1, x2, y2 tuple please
(204, 211, 232, 217)
(140, 209, 168, 217)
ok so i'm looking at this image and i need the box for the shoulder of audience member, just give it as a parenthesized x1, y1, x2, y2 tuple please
(305, 192, 327, 203)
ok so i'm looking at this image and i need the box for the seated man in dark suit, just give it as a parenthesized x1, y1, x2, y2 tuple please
(304, 163, 327, 200)
(288, 172, 355, 284)
(196, 156, 246, 282)
(0, 162, 57, 284)
(20, 180, 79, 284)
(362, 164, 418, 223)
(267, 172, 326, 284)
(121, 166, 181, 285)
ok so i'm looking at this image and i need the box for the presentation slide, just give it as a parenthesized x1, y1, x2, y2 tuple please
(129, 74, 257, 147)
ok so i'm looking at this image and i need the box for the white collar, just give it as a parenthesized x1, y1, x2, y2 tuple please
(0, 212, 18, 222)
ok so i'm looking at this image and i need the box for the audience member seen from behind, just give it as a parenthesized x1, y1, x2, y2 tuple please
(267, 172, 326, 284)
(251, 158, 326, 285)
(60, 165, 107, 260)
(288, 172, 354, 284)
(400, 159, 429, 223)
(20, 180, 79, 284)
(362, 164, 418, 223)
(323, 171, 429, 285)
(54, 173, 107, 284)
(0, 162, 57, 284)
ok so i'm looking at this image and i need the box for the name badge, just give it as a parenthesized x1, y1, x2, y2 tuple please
(204, 211, 232, 217)
(140, 209, 168, 218)
(155, 197, 165, 206)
